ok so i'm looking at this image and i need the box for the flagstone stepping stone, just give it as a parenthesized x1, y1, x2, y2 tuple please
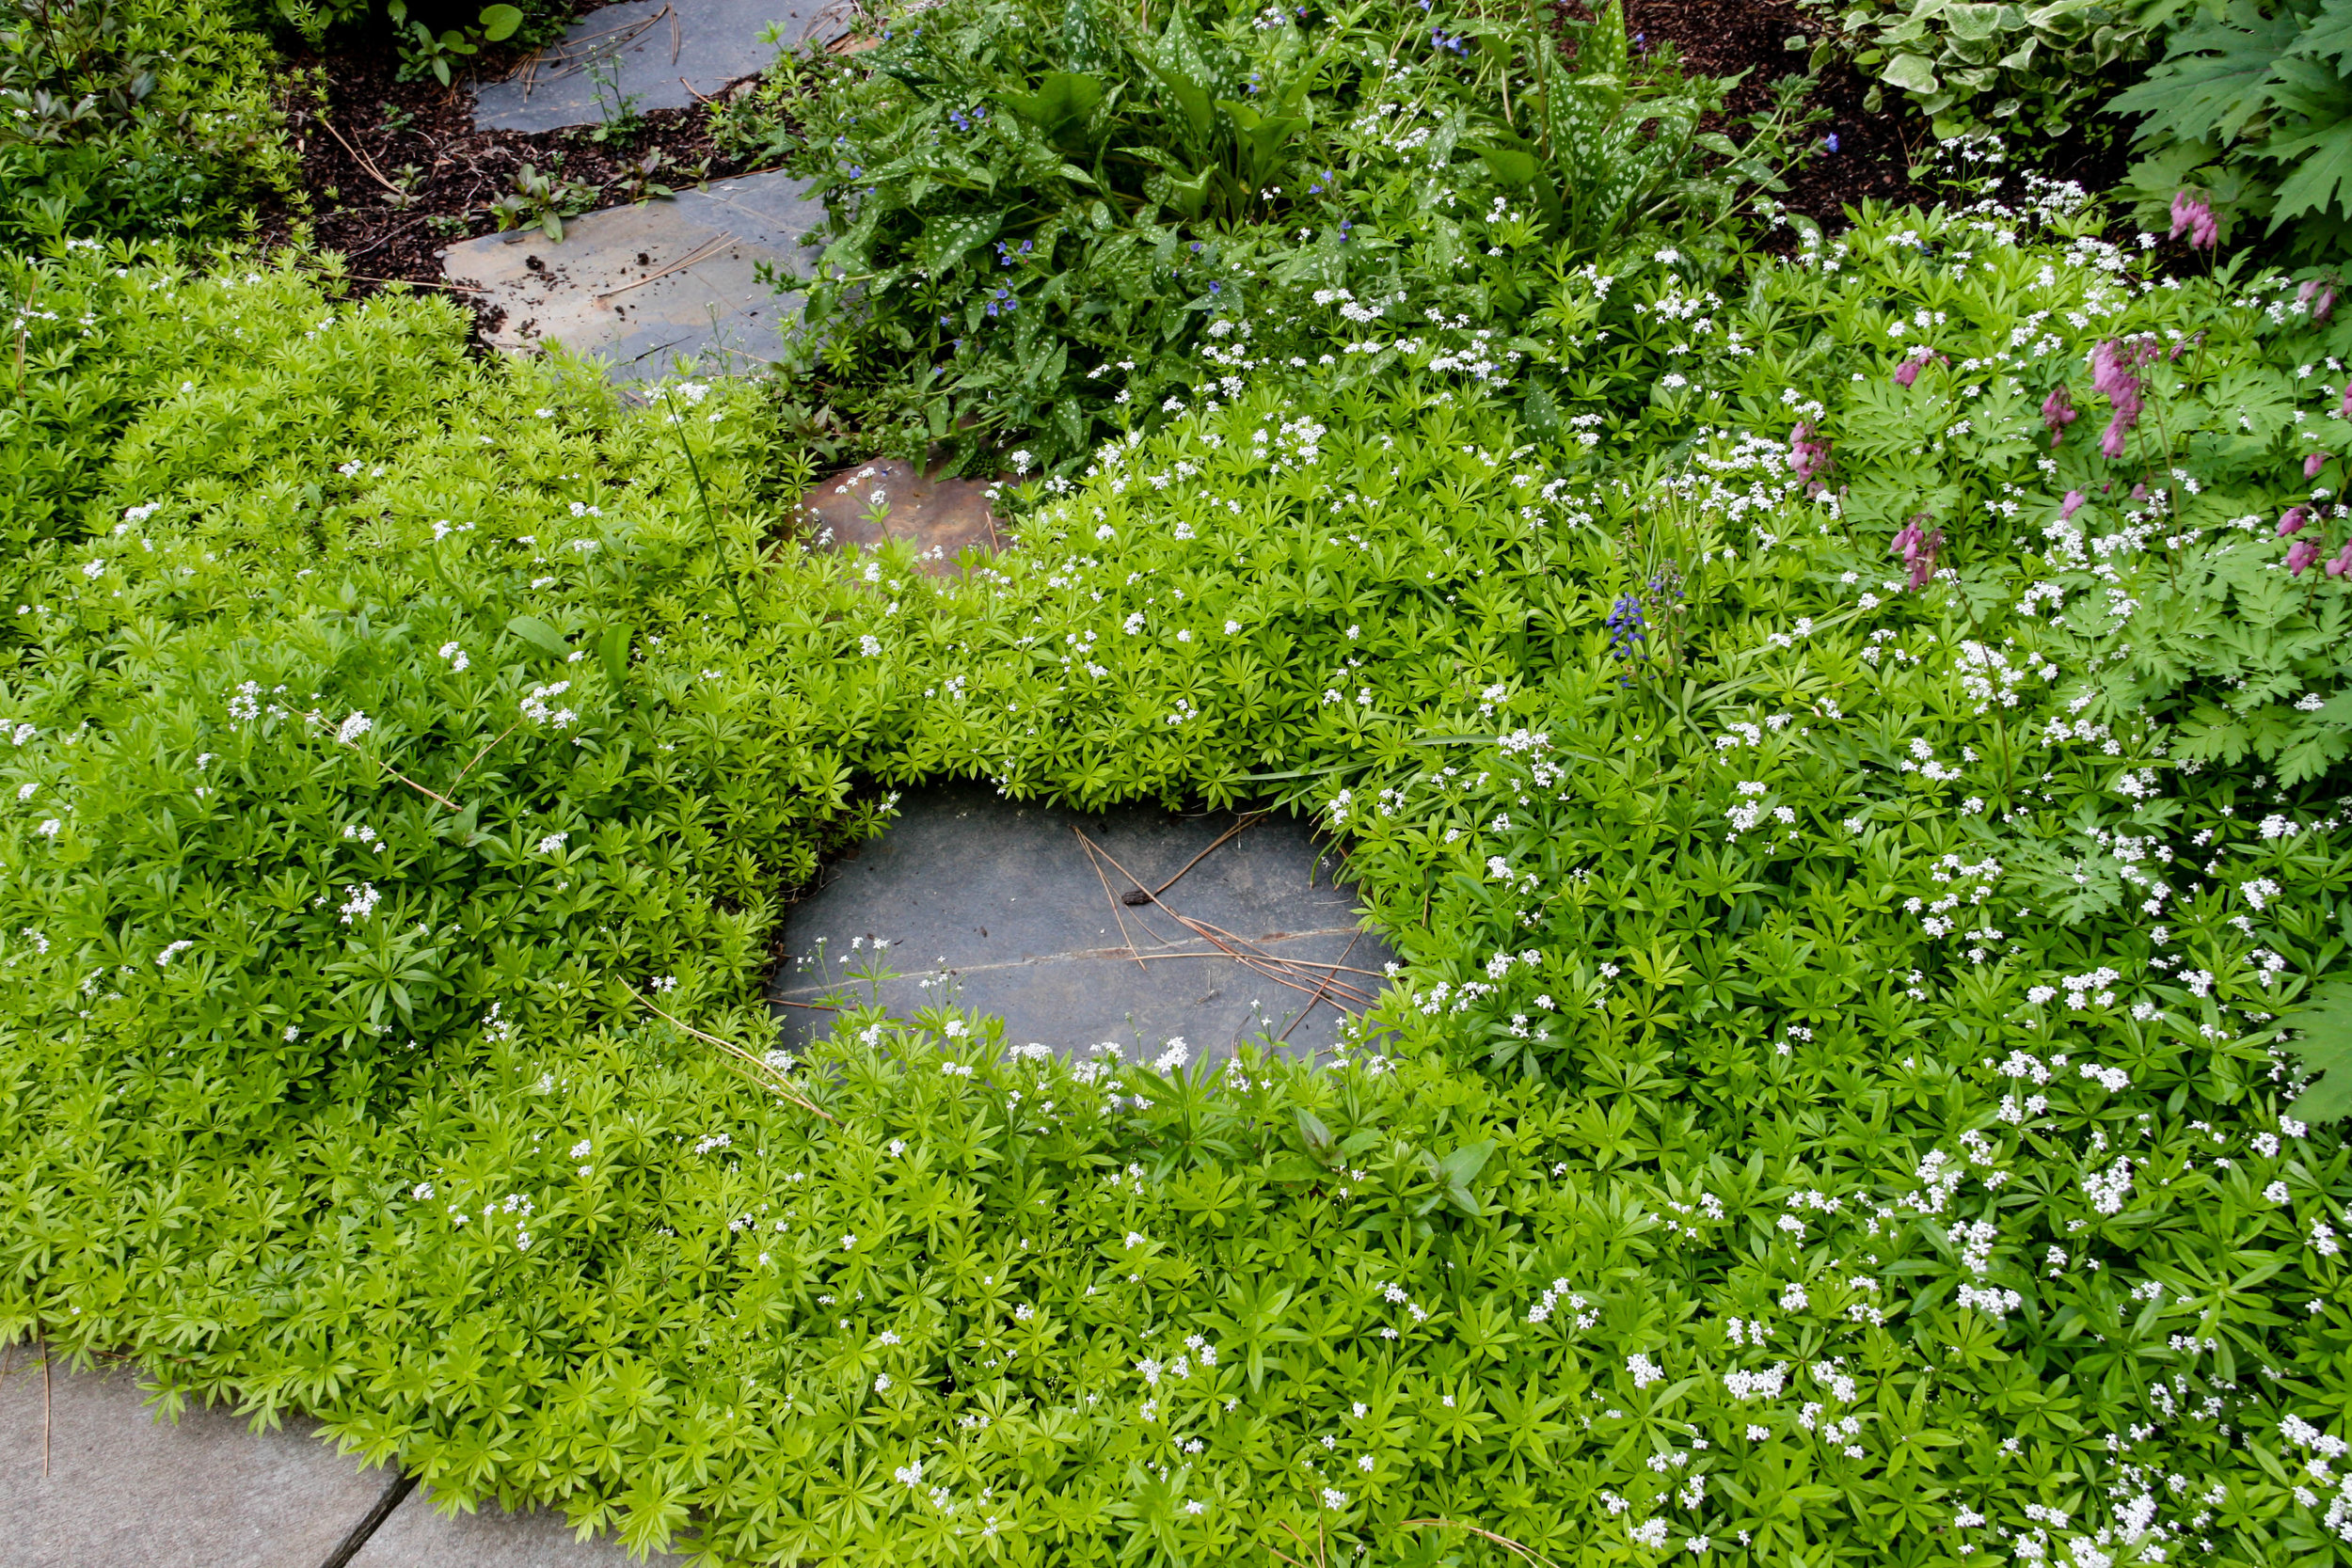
(796, 456, 1004, 577)
(0, 1347, 392, 1568)
(475, 0, 824, 135)
(770, 782, 1396, 1064)
(348, 1485, 681, 1566)
(440, 170, 823, 382)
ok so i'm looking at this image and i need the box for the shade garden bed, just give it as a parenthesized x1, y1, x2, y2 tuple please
(3, 0, 2351, 1565)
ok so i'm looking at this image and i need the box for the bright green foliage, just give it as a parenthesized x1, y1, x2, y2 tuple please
(759, 0, 1812, 474)
(2110, 0, 2352, 257)
(2288, 981, 2352, 1121)
(6, 184, 2352, 1568)
(1819, 0, 2174, 141)
(0, 0, 293, 247)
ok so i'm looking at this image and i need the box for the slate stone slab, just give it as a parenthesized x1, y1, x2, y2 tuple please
(440, 172, 824, 381)
(771, 784, 1395, 1062)
(349, 1486, 681, 1567)
(475, 0, 825, 134)
(0, 1345, 392, 1568)
(797, 456, 1003, 576)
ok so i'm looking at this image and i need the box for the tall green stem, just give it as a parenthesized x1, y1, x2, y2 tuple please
(662, 389, 750, 632)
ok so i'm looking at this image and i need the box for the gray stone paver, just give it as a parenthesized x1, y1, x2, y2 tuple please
(349, 1487, 680, 1567)
(0, 1346, 680, 1568)
(440, 170, 824, 381)
(771, 783, 1397, 1061)
(475, 0, 826, 134)
(0, 1345, 390, 1568)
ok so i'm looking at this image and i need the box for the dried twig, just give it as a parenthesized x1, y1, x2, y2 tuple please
(637, 990, 837, 1122)
(315, 113, 405, 198)
(449, 720, 523, 791)
(1151, 811, 1263, 897)
(1398, 1519, 1565, 1568)
(334, 271, 484, 293)
(1277, 927, 1362, 1047)
(1074, 826, 1148, 969)
(596, 233, 736, 300)
(1073, 832, 1374, 1010)
(310, 716, 461, 811)
(508, 5, 671, 97)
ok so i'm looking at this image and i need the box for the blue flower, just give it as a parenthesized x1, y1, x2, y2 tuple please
(1826, 132, 1840, 152)
(1605, 594, 1648, 683)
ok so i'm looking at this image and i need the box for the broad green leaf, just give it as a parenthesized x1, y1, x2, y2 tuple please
(506, 615, 571, 658)
(2286, 980, 2352, 1122)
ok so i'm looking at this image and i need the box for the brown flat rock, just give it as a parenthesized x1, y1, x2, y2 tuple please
(796, 457, 1002, 576)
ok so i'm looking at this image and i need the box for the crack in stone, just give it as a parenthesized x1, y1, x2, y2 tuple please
(771, 927, 1366, 998)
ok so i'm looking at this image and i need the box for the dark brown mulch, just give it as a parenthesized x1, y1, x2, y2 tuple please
(262, 40, 764, 304)
(1618, 0, 2133, 234)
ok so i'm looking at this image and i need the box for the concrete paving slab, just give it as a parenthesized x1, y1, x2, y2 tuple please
(349, 1486, 680, 1567)
(797, 456, 1002, 577)
(0, 1343, 393, 1568)
(441, 171, 823, 381)
(476, 0, 824, 134)
(771, 783, 1396, 1062)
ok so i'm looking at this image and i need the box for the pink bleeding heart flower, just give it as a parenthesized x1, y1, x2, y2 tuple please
(2279, 507, 2311, 537)
(2287, 537, 2323, 576)
(2090, 339, 2152, 460)
(1790, 421, 1833, 489)
(2299, 279, 2338, 324)
(2308, 452, 2329, 480)
(2059, 490, 2087, 521)
(2169, 191, 2218, 250)
(1892, 515, 1945, 591)
(1892, 348, 1943, 388)
(2328, 542, 2352, 578)
(2042, 385, 2079, 448)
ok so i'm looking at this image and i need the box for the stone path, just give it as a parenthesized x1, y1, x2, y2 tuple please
(474, 0, 827, 135)
(1, 1346, 671, 1568)
(449, 0, 836, 382)
(442, 170, 824, 382)
(451, 0, 1013, 552)
(771, 783, 1397, 1062)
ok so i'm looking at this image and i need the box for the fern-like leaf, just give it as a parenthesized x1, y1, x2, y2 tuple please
(2285, 978, 2352, 1124)
(2293, 0, 2352, 69)
(2109, 2, 2302, 146)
